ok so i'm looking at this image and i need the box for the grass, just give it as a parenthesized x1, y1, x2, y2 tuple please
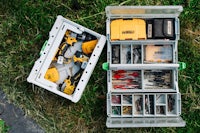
(0, 0, 200, 132)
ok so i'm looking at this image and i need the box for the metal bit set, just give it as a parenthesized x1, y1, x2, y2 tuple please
(112, 45, 141, 64)
(112, 70, 141, 90)
(145, 95, 154, 114)
(144, 70, 172, 89)
(111, 93, 176, 116)
(111, 69, 173, 90)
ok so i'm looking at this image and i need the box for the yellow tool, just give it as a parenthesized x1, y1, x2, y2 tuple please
(61, 70, 82, 95)
(61, 79, 75, 95)
(73, 55, 88, 63)
(65, 30, 77, 46)
(73, 51, 89, 63)
(65, 36, 77, 46)
(110, 19, 146, 40)
(59, 43, 68, 55)
(44, 67, 60, 82)
(82, 39, 98, 54)
(53, 48, 59, 61)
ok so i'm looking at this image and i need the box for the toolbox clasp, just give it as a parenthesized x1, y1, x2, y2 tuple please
(102, 62, 109, 71)
(39, 40, 48, 56)
(178, 62, 186, 70)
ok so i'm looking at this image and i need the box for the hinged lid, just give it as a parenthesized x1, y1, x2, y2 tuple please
(106, 6, 183, 18)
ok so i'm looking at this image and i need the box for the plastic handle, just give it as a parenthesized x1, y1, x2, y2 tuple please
(179, 62, 186, 70)
(102, 62, 109, 71)
(40, 40, 48, 56)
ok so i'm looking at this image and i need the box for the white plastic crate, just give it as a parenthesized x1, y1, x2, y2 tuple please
(27, 15, 106, 103)
(105, 6, 186, 127)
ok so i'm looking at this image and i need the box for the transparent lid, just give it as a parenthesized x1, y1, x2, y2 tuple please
(106, 6, 183, 18)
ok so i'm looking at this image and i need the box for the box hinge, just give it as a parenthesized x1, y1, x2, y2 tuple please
(39, 40, 48, 56)
(102, 62, 109, 71)
(178, 62, 186, 70)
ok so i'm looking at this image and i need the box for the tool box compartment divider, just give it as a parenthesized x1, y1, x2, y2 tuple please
(105, 6, 185, 128)
(27, 15, 106, 103)
(107, 93, 181, 117)
(109, 42, 178, 64)
(108, 69, 179, 92)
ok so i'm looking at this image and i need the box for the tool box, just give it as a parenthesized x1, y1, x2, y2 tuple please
(105, 6, 186, 127)
(27, 15, 106, 103)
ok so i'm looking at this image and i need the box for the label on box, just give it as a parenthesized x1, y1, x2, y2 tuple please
(167, 21, 172, 35)
(147, 24, 152, 38)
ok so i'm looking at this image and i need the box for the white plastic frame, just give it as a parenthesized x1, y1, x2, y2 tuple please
(27, 15, 106, 103)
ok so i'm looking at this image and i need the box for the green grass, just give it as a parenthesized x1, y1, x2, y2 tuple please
(0, 0, 200, 132)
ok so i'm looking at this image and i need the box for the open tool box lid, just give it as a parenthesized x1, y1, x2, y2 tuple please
(27, 15, 106, 103)
(106, 6, 183, 42)
(105, 6, 185, 128)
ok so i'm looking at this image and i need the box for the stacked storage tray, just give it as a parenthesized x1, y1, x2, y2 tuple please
(105, 6, 186, 127)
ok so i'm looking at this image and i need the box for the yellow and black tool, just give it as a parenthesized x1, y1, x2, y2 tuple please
(60, 70, 83, 95)
(82, 39, 98, 54)
(61, 78, 75, 95)
(65, 30, 77, 46)
(73, 51, 89, 63)
(44, 67, 60, 83)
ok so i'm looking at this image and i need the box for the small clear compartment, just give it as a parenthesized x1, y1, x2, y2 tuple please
(145, 94, 155, 115)
(144, 44, 173, 64)
(167, 94, 176, 115)
(112, 45, 120, 64)
(112, 106, 121, 116)
(132, 45, 142, 64)
(156, 106, 166, 115)
(112, 70, 141, 90)
(123, 106, 132, 116)
(121, 45, 131, 64)
(156, 94, 166, 105)
(134, 95, 143, 115)
(123, 95, 132, 104)
(111, 95, 121, 105)
(144, 70, 172, 89)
